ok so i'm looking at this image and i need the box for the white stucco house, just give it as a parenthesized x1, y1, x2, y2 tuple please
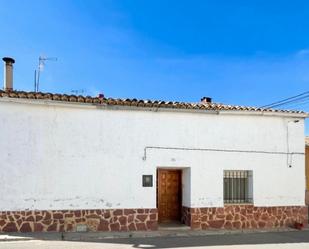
(0, 57, 308, 233)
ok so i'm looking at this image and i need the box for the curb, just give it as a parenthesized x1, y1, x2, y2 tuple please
(0, 227, 307, 242)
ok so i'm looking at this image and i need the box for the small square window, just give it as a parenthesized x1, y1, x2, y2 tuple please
(224, 170, 253, 204)
(142, 175, 153, 187)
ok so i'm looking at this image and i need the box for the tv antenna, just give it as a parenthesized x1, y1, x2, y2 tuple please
(34, 56, 57, 92)
(71, 89, 86, 95)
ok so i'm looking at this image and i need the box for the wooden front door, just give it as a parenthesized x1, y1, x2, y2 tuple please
(157, 169, 182, 223)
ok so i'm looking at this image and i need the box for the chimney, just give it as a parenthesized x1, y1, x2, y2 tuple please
(2, 57, 15, 92)
(201, 96, 212, 103)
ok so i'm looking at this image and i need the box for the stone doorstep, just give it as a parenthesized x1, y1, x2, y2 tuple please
(0, 227, 308, 242)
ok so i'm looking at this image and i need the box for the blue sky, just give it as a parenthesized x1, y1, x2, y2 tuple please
(0, 0, 308, 132)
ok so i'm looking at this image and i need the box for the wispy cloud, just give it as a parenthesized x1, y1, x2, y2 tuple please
(295, 49, 309, 57)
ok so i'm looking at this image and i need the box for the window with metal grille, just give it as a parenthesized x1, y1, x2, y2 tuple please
(224, 170, 253, 204)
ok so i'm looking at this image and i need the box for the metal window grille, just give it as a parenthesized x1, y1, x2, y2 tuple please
(224, 170, 252, 204)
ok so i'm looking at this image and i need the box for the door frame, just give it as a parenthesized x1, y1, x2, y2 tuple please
(156, 168, 182, 223)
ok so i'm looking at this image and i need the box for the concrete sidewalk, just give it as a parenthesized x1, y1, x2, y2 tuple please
(0, 227, 306, 242)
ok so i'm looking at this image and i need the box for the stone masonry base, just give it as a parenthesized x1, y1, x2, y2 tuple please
(0, 209, 158, 233)
(1, 205, 307, 232)
(182, 205, 308, 230)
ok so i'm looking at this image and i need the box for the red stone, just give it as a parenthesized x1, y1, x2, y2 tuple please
(149, 213, 157, 220)
(261, 213, 269, 221)
(110, 222, 120, 231)
(74, 211, 81, 217)
(66, 224, 74, 232)
(0, 214, 7, 220)
(76, 218, 86, 223)
(20, 223, 32, 232)
(232, 221, 242, 229)
(98, 220, 109, 231)
(14, 214, 20, 219)
(53, 213, 63, 219)
(225, 206, 233, 213)
(120, 225, 128, 231)
(34, 223, 44, 232)
(253, 213, 260, 220)
(208, 220, 225, 229)
(16, 219, 23, 226)
(0, 220, 6, 226)
(124, 209, 135, 215)
(47, 223, 58, 231)
(247, 208, 253, 214)
(42, 220, 52, 225)
(86, 214, 100, 219)
(224, 221, 233, 229)
(216, 214, 225, 219)
(136, 223, 147, 231)
(200, 215, 208, 222)
(200, 208, 208, 214)
(301, 208, 308, 215)
(191, 214, 200, 222)
(35, 215, 43, 222)
(104, 211, 111, 219)
(240, 209, 246, 216)
(128, 223, 136, 231)
(119, 216, 127, 225)
(128, 215, 134, 223)
(2, 222, 18, 232)
(8, 215, 14, 221)
(217, 208, 224, 215)
(137, 209, 144, 214)
(136, 214, 148, 222)
(234, 214, 240, 221)
(226, 214, 233, 221)
(258, 221, 266, 228)
(25, 216, 34, 221)
(266, 221, 274, 228)
(44, 212, 51, 220)
(113, 210, 123, 216)
(65, 213, 74, 218)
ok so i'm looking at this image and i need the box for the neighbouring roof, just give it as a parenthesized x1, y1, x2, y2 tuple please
(0, 90, 306, 115)
(306, 137, 309, 146)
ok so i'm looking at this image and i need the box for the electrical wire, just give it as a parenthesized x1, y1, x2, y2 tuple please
(260, 90, 309, 109)
(279, 99, 309, 109)
(142, 146, 304, 161)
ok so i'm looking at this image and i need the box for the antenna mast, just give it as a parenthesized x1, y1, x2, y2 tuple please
(34, 56, 57, 92)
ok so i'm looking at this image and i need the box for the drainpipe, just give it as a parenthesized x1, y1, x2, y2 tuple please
(286, 119, 300, 167)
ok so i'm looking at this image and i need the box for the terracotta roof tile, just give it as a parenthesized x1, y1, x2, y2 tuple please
(0, 90, 306, 115)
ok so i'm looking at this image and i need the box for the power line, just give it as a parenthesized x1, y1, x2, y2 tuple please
(282, 99, 309, 109)
(267, 94, 309, 109)
(260, 90, 309, 109)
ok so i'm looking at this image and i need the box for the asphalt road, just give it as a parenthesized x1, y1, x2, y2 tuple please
(1, 230, 309, 249)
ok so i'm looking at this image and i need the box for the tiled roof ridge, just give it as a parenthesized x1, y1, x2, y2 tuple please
(0, 90, 305, 114)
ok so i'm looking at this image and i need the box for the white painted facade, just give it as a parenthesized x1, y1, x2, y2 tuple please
(0, 98, 306, 211)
